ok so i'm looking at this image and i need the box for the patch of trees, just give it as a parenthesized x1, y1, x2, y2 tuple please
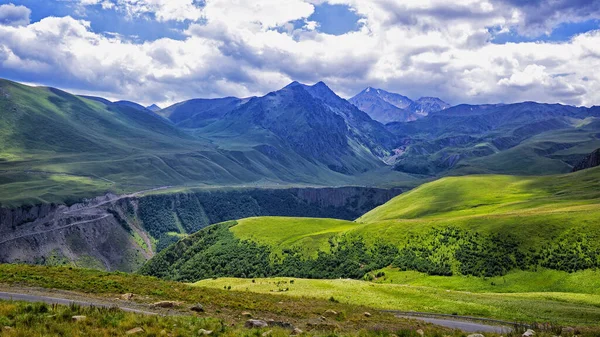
(140, 223, 600, 282)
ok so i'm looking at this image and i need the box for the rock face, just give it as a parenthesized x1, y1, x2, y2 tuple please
(0, 187, 402, 272)
(349, 87, 449, 123)
(245, 320, 269, 328)
(522, 329, 535, 337)
(203, 81, 398, 175)
(572, 148, 600, 172)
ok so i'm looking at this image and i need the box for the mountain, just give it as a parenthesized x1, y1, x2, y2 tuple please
(157, 97, 247, 128)
(348, 87, 449, 123)
(199, 81, 397, 175)
(386, 102, 600, 175)
(141, 166, 600, 282)
(572, 148, 600, 172)
(146, 104, 161, 112)
(408, 97, 450, 117)
(0, 78, 412, 206)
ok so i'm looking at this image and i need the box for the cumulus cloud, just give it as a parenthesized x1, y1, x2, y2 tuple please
(493, 0, 600, 36)
(1, 0, 600, 107)
(80, 0, 203, 21)
(0, 3, 31, 27)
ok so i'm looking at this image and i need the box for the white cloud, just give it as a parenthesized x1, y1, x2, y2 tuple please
(0, 3, 31, 27)
(1, 1, 600, 107)
(80, 0, 203, 21)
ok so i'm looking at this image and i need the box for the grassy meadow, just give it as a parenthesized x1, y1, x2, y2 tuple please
(196, 275, 600, 325)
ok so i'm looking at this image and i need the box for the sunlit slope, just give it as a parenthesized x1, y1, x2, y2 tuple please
(230, 217, 360, 255)
(142, 167, 600, 282)
(358, 166, 600, 223)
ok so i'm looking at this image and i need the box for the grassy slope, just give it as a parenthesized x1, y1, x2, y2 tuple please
(230, 217, 359, 255)
(225, 167, 600, 256)
(181, 167, 600, 324)
(196, 276, 600, 325)
(0, 78, 420, 207)
(352, 166, 600, 249)
(0, 264, 450, 337)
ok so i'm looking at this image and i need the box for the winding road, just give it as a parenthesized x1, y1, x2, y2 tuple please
(0, 291, 157, 315)
(0, 289, 515, 333)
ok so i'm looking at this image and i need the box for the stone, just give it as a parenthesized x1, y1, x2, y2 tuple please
(198, 329, 213, 335)
(72, 315, 87, 322)
(121, 293, 134, 301)
(241, 311, 252, 317)
(266, 320, 294, 329)
(417, 329, 425, 336)
(152, 301, 181, 308)
(262, 330, 273, 337)
(126, 327, 144, 335)
(467, 334, 485, 337)
(245, 319, 269, 328)
(291, 328, 303, 335)
(190, 304, 204, 312)
(562, 327, 576, 335)
(523, 330, 535, 337)
(323, 309, 338, 316)
(364, 312, 372, 317)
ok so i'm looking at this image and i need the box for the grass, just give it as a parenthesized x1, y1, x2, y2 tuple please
(195, 276, 600, 325)
(0, 301, 230, 337)
(222, 167, 600, 261)
(371, 268, 600, 294)
(230, 217, 359, 255)
(0, 264, 463, 336)
(0, 78, 420, 207)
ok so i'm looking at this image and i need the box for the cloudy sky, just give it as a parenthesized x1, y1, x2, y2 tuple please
(0, 0, 599, 107)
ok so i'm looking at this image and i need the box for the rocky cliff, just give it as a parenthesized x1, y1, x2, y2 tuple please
(0, 187, 403, 272)
(572, 148, 600, 172)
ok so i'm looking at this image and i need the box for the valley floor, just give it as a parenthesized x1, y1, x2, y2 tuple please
(195, 268, 600, 326)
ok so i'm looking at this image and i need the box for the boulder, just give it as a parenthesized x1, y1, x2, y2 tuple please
(121, 293, 134, 301)
(562, 327, 575, 335)
(467, 334, 484, 337)
(323, 309, 338, 317)
(266, 319, 294, 329)
(190, 304, 204, 312)
(198, 329, 213, 335)
(523, 329, 535, 337)
(364, 312, 372, 317)
(241, 311, 252, 317)
(152, 301, 181, 308)
(245, 319, 269, 328)
(126, 327, 144, 335)
(291, 328, 303, 335)
(72, 315, 87, 322)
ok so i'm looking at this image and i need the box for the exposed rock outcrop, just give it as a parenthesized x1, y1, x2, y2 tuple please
(572, 148, 600, 172)
(0, 187, 403, 272)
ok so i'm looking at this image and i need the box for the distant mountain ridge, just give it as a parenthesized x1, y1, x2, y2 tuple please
(348, 87, 450, 123)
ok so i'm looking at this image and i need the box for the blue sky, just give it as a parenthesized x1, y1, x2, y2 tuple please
(1, 0, 600, 107)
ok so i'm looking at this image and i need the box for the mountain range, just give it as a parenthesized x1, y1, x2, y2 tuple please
(348, 87, 450, 123)
(0, 77, 599, 206)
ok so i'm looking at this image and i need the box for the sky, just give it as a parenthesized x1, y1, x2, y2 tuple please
(0, 0, 600, 108)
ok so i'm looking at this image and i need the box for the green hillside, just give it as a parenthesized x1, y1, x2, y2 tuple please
(0, 79, 416, 206)
(142, 166, 600, 281)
